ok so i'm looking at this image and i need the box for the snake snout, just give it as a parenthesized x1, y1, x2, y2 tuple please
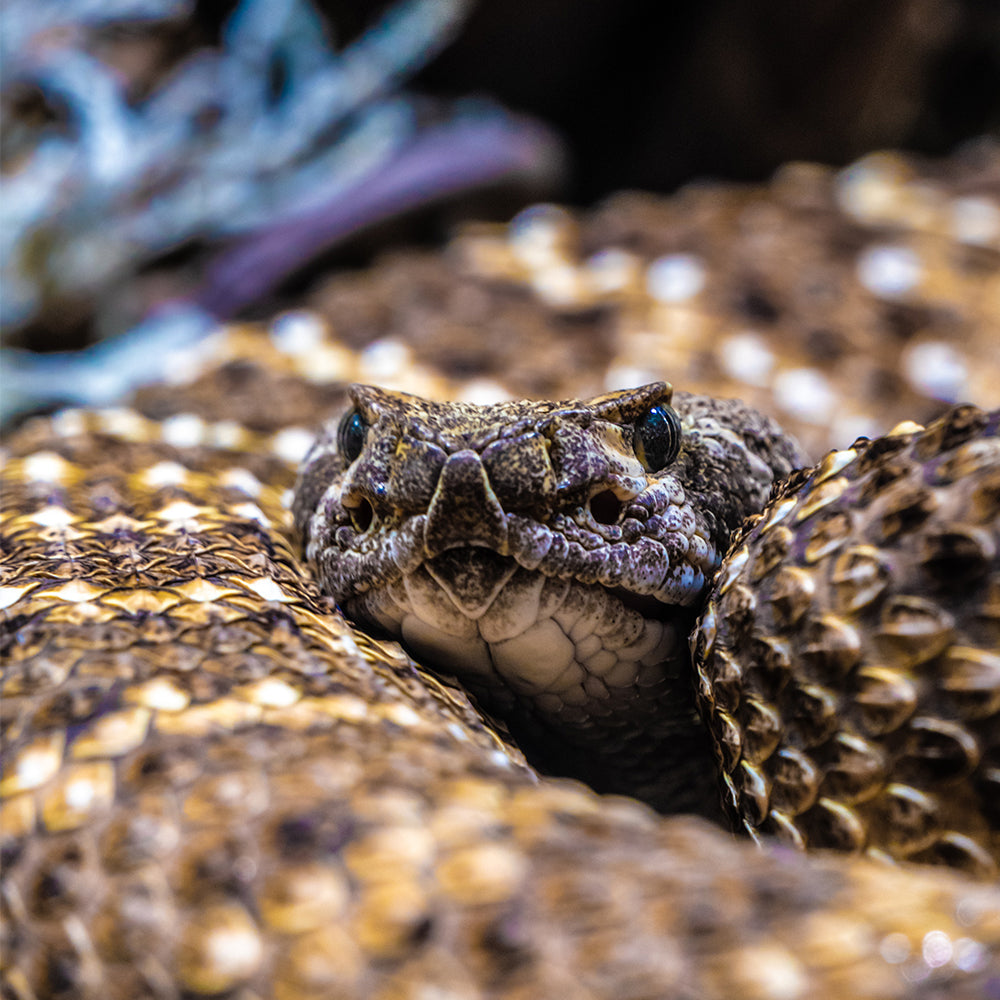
(424, 450, 508, 558)
(344, 495, 375, 533)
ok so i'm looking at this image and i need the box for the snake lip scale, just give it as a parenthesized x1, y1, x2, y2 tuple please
(295, 380, 804, 812)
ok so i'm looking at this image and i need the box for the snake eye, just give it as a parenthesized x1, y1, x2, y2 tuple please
(635, 403, 682, 472)
(338, 409, 368, 464)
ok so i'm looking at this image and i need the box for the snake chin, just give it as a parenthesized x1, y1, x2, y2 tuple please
(341, 543, 714, 811)
(606, 583, 679, 620)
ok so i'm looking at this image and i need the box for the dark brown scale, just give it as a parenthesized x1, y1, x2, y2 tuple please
(696, 406, 1000, 877)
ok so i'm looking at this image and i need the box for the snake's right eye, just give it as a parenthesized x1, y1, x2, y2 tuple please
(338, 409, 368, 464)
(634, 402, 682, 472)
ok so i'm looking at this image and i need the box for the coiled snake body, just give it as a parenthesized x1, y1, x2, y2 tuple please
(3, 151, 1000, 999)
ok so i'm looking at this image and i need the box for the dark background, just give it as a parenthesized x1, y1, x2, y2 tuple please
(331, 0, 999, 201)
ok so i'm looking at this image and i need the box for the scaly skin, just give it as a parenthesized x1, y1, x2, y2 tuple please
(3, 404, 1000, 1000)
(695, 405, 1000, 875)
(3, 144, 1000, 999)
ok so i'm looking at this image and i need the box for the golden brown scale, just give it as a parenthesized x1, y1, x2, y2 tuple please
(3, 409, 1000, 1000)
(695, 406, 1000, 876)
(126, 148, 1000, 464)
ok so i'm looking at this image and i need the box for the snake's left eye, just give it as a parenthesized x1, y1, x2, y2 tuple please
(634, 403, 682, 472)
(338, 409, 368, 464)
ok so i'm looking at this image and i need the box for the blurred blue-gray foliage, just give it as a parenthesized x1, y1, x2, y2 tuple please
(0, 0, 563, 419)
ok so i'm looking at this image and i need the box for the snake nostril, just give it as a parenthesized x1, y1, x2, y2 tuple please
(589, 489, 623, 525)
(350, 499, 374, 533)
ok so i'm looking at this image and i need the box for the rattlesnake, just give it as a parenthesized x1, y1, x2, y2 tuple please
(292, 381, 804, 818)
(3, 148, 1000, 999)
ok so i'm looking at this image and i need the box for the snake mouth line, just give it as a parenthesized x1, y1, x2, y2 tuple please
(344, 543, 693, 704)
(341, 537, 704, 817)
(419, 544, 693, 622)
(606, 584, 684, 621)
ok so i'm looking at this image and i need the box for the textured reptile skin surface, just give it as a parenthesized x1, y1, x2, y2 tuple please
(3, 146, 1000, 998)
(3, 401, 999, 1000)
(695, 407, 1000, 875)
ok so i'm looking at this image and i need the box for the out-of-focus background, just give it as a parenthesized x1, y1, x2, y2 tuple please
(2, 0, 998, 437)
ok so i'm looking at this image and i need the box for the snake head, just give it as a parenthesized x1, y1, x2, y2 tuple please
(294, 383, 804, 811)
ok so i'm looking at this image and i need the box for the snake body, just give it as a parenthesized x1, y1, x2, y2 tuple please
(3, 147, 1000, 998)
(697, 405, 1000, 874)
